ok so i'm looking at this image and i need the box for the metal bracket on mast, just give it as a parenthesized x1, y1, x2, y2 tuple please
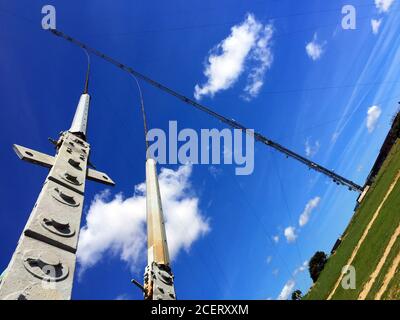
(13, 144, 115, 186)
(144, 262, 176, 300)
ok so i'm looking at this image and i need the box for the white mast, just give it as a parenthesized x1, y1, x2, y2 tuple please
(0, 56, 114, 300)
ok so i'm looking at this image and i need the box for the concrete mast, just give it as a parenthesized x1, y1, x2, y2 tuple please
(143, 158, 176, 300)
(0, 69, 114, 300)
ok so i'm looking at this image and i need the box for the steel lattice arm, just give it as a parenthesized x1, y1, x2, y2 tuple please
(50, 29, 363, 192)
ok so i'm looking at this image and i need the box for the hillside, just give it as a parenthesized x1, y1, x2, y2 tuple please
(305, 139, 400, 299)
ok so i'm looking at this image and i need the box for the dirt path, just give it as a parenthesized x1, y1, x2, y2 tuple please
(327, 170, 400, 300)
(375, 250, 400, 300)
(358, 222, 400, 299)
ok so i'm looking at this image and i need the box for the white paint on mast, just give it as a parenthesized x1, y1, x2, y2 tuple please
(69, 93, 90, 138)
(146, 157, 170, 266)
(143, 158, 176, 300)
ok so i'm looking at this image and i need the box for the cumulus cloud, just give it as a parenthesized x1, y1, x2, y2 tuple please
(299, 196, 321, 227)
(273, 235, 280, 243)
(293, 260, 309, 276)
(305, 139, 320, 158)
(375, 0, 395, 12)
(208, 165, 222, 178)
(115, 294, 130, 300)
(282, 197, 321, 244)
(331, 131, 340, 144)
(194, 13, 273, 100)
(371, 19, 382, 34)
(277, 261, 308, 300)
(284, 226, 297, 243)
(366, 105, 382, 133)
(243, 25, 274, 100)
(305, 33, 326, 61)
(77, 164, 210, 274)
(277, 279, 296, 300)
(371, 1, 394, 34)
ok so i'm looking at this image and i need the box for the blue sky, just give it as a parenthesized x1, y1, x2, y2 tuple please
(1, 0, 400, 300)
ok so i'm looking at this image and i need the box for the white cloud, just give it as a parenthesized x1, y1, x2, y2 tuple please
(282, 197, 321, 245)
(77, 164, 210, 274)
(366, 105, 382, 133)
(299, 196, 321, 227)
(277, 261, 309, 300)
(331, 131, 340, 144)
(266, 256, 273, 264)
(293, 260, 309, 276)
(277, 279, 296, 300)
(371, 19, 382, 34)
(305, 33, 326, 61)
(273, 235, 280, 243)
(305, 138, 320, 157)
(208, 165, 222, 178)
(194, 13, 273, 100)
(284, 226, 297, 243)
(375, 0, 395, 13)
(243, 25, 274, 100)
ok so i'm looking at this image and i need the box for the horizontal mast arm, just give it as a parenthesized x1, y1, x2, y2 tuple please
(50, 29, 363, 192)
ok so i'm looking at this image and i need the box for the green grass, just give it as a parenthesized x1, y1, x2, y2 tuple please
(366, 236, 400, 299)
(305, 139, 400, 300)
(381, 258, 400, 299)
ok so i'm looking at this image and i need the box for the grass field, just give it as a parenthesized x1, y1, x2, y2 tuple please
(305, 139, 400, 300)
